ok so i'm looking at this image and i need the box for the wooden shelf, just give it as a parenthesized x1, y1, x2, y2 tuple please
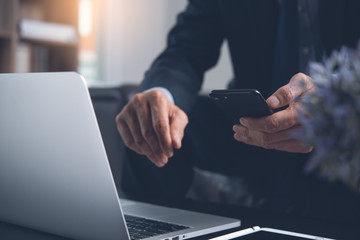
(20, 36, 78, 48)
(0, 0, 79, 73)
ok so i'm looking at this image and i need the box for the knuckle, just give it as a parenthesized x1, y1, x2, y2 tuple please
(143, 129, 154, 140)
(150, 142, 162, 153)
(149, 90, 165, 102)
(132, 93, 144, 106)
(121, 104, 133, 116)
(261, 133, 272, 145)
(115, 112, 125, 124)
(153, 150, 162, 156)
(282, 86, 293, 102)
(154, 120, 167, 132)
(133, 93, 142, 102)
(134, 136, 145, 147)
(124, 139, 136, 149)
(260, 133, 273, 149)
(264, 118, 279, 132)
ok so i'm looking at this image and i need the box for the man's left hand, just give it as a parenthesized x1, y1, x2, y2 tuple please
(233, 73, 314, 153)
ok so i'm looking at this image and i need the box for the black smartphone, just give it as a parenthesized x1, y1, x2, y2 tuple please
(209, 89, 273, 124)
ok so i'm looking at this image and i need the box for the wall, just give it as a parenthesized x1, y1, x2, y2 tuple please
(100, 0, 232, 92)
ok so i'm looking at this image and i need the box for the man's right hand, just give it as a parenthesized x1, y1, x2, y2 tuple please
(116, 90, 188, 167)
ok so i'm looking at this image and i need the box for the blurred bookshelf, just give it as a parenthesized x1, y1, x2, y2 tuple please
(0, 0, 79, 73)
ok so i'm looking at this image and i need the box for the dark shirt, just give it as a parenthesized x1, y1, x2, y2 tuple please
(140, 0, 360, 113)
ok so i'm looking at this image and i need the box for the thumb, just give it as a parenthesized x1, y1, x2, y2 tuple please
(267, 73, 312, 109)
(169, 107, 188, 149)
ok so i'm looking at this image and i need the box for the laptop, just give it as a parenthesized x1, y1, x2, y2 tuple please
(0, 72, 240, 240)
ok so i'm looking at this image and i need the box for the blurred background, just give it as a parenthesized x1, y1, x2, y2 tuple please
(0, 0, 232, 92)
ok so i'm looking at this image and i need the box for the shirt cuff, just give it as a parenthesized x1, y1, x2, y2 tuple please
(143, 87, 175, 104)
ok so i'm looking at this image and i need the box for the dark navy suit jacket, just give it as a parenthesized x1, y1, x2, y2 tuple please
(140, 0, 360, 114)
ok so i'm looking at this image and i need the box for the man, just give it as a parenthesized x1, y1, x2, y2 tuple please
(116, 0, 360, 217)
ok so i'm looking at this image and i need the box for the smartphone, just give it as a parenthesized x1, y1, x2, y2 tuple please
(209, 89, 273, 124)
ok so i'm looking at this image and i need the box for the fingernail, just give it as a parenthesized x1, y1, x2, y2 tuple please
(233, 133, 238, 139)
(234, 133, 242, 141)
(166, 150, 173, 158)
(268, 96, 280, 107)
(162, 156, 169, 164)
(240, 118, 246, 125)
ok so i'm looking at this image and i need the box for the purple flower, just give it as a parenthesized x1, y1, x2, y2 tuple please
(298, 42, 360, 191)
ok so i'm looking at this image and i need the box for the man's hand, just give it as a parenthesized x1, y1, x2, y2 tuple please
(116, 90, 188, 167)
(233, 73, 314, 153)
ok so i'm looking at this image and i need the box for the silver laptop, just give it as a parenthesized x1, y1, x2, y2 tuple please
(0, 72, 240, 240)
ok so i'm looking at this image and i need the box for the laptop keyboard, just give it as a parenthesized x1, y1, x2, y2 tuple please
(124, 214, 190, 240)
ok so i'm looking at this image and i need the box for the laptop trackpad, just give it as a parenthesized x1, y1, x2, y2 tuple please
(121, 200, 185, 218)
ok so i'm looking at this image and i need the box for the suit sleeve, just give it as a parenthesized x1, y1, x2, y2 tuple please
(140, 0, 225, 113)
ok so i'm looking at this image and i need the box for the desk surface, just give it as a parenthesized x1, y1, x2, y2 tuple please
(179, 199, 358, 240)
(1, 198, 358, 240)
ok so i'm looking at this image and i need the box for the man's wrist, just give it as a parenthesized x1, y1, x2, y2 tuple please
(143, 87, 175, 104)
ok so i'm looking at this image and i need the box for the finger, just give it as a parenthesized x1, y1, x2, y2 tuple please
(131, 93, 169, 166)
(148, 153, 168, 168)
(134, 97, 171, 161)
(267, 73, 313, 109)
(233, 125, 302, 146)
(136, 110, 169, 167)
(240, 104, 301, 133)
(233, 126, 312, 153)
(132, 115, 168, 167)
(169, 107, 188, 149)
(147, 92, 173, 157)
(116, 116, 144, 155)
(266, 139, 313, 153)
(117, 117, 164, 166)
(125, 108, 167, 166)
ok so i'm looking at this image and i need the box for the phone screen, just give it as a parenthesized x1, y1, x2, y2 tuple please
(209, 89, 273, 124)
(232, 231, 317, 240)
